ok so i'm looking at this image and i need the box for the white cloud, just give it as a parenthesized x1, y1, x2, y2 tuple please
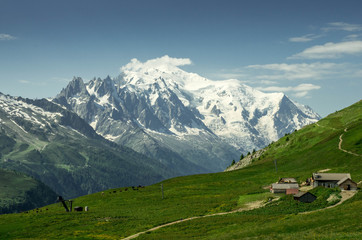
(257, 86, 290, 92)
(18, 80, 48, 86)
(19, 80, 30, 84)
(343, 34, 361, 41)
(294, 83, 321, 91)
(0, 33, 16, 40)
(246, 62, 339, 80)
(294, 91, 309, 98)
(260, 80, 277, 85)
(322, 22, 362, 32)
(121, 55, 192, 72)
(289, 34, 321, 43)
(257, 83, 321, 98)
(212, 72, 248, 80)
(289, 41, 362, 59)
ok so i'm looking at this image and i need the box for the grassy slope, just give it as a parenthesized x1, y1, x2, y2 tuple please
(0, 100, 361, 239)
(0, 168, 58, 214)
(0, 121, 174, 199)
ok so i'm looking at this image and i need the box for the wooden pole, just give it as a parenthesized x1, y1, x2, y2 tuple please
(274, 159, 278, 173)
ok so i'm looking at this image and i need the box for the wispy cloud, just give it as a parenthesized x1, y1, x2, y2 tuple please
(212, 62, 351, 98)
(322, 22, 362, 32)
(343, 34, 362, 41)
(0, 33, 16, 40)
(289, 41, 362, 59)
(19, 80, 30, 84)
(260, 80, 277, 85)
(246, 62, 340, 80)
(289, 22, 362, 44)
(211, 71, 248, 80)
(257, 83, 321, 98)
(18, 80, 48, 86)
(289, 34, 322, 43)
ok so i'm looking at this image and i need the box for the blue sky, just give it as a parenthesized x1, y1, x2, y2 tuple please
(1, 0, 361, 116)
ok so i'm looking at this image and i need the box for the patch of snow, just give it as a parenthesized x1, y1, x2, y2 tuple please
(97, 94, 111, 106)
(90, 118, 98, 129)
(103, 134, 119, 141)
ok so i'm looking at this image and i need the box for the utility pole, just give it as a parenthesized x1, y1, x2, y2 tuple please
(274, 159, 278, 173)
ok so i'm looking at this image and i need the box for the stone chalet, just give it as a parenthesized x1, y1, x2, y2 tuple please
(312, 173, 357, 190)
(271, 177, 299, 194)
(271, 183, 299, 194)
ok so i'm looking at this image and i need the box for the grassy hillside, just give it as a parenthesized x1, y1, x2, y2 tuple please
(0, 168, 58, 214)
(0, 100, 361, 239)
(0, 132, 173, 199)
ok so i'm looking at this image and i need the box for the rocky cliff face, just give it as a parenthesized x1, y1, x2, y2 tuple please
(53, 56, 320, 173)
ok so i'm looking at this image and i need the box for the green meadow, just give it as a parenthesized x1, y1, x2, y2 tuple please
(0, 100, 361, 239)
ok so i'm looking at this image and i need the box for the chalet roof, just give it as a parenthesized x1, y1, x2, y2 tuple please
(279, 178, 297, 183)
(312, 173, 351, 181)
(272, 183, 299, 190)
(294, 191, 316, 198)
(337, 177, 357, 185)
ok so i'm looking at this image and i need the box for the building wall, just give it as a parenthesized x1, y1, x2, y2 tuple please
(314, 181, 338, 188)
(271, 189, 286, 193)
(286, 188, 299, 195)
(339, 179, 358, 190)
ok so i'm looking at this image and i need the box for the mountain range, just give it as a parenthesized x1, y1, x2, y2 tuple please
(1, 56, 320, 203)
(54, 56, 320, 173)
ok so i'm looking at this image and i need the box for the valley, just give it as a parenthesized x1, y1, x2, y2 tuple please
(1, 1, 362, 239)
(0, 100, 360, 239)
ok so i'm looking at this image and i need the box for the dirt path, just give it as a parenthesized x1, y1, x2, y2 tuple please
(300, 190, 358, 215)
(122, 199, 274, 240)
(338, 128, 360, 156)
(315, 123, 359, 156)
(123, 189, 358, 239)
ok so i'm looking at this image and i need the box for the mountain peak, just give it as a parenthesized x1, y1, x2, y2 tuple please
(57, 76, 88, 100)
(53, 56, 321, 173)
(120, 56, 197, 88)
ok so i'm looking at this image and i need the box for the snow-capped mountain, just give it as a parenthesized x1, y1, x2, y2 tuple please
(54, 56, 320, 173)
(0, 93, 172, 198)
